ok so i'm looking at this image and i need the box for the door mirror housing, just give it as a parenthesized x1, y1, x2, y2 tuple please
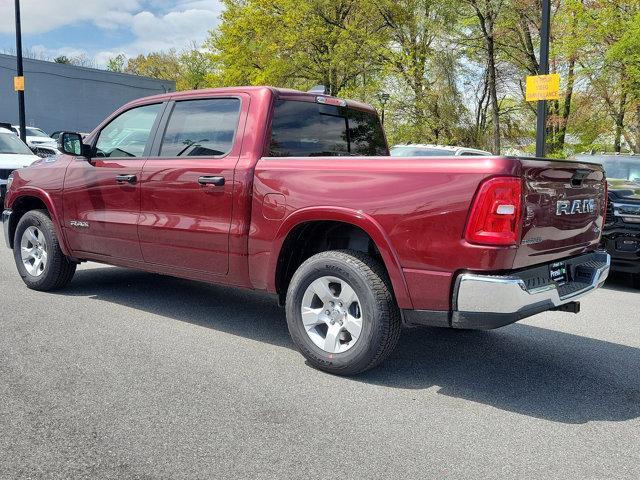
(58, 132, 90, 157)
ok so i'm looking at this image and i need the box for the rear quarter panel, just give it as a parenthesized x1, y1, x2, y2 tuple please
(249, 156, 524, 310)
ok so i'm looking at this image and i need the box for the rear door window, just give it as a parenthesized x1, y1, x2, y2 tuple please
(159, 98, 241, 157)
(269, 100, 387, 157)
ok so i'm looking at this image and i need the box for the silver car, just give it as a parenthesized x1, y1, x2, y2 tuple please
(390, 144, 492, 157)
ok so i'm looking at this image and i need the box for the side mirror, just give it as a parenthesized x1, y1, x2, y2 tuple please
(58, 132, 90, 157)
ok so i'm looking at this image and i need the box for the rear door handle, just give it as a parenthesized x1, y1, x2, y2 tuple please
(115, 174, 137, 184)
(198, 176, 225, 187)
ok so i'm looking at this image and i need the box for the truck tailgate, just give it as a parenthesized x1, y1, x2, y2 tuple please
(515, 158, 606, 268)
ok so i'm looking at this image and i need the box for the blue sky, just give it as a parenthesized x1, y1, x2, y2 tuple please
(0, 1, 224, 66)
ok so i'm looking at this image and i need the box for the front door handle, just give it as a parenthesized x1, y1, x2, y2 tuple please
(115, 174, 137, 184)
(198, 176, 225, 187)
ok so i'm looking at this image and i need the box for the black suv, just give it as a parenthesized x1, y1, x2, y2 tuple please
(577, 154, 640, 288)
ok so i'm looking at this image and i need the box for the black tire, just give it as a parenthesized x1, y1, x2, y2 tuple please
(633, 274, 640, 290)
(285, 250, 401, 376)
(13, 209, 76, 291)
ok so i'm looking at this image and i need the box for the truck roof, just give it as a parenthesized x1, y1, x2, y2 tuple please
(121, 86, 377, 114)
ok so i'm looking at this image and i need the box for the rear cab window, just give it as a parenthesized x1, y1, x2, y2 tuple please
(269, 99, 388, 157)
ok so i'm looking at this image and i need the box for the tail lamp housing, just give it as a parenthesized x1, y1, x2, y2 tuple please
(465, 176, 523, 246)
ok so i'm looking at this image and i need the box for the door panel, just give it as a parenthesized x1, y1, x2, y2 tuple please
(62, 102, 164, 260)
(63, 159, 145, 259)
(138, 96, 244, 275)
(139, 160, 236, 273)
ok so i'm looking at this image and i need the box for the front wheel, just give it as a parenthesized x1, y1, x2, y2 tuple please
(13, 209, 76, 291)
(285, 250, 401, 376)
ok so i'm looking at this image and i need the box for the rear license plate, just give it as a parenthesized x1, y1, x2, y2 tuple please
(549, 262, 568, 285)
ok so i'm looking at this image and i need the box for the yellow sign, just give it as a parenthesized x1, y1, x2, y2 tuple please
(526, 74, 560, 101)
(13, 76, 25, 91)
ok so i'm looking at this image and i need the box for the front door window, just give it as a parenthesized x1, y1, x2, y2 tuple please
(95, 103, 161, 158)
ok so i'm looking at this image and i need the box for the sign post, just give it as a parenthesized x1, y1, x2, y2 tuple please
(14, 0, 26, 143)
(535, 0, 552, 158)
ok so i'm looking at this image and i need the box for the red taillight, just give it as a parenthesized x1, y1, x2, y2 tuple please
(465, 176, 523, 246)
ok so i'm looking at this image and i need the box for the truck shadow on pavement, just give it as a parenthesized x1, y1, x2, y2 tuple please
(601, 271, 637, 293)
(60, 266, 640, 425)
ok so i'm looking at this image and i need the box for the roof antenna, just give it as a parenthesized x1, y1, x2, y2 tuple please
(307, 85, 329, 95)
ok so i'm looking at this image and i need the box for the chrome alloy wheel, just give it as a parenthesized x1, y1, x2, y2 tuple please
(20, 226, 48, 277)
(300, 276, 364, 354)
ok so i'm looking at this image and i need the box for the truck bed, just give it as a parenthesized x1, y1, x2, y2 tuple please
(250, 154, 606, 310)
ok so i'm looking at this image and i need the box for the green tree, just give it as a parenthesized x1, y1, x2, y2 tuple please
(378, 0, 466, 145)
(117, 0, 640, 155)
(462, 0, 510, 154)
(498, 0, 585, 154)
(124, 50, 182, 81)
(178, 45, 214, 90)
(106, 54, 127, 73)
(498, 0, 639, 155)
(579, 0, 640, 152)
(207, 0, 389, 95)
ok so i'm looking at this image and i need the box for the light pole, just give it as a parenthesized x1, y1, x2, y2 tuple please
(14, 0, 27, 143)
(378, 92, 390, 126)
(536, 0, 551, 158)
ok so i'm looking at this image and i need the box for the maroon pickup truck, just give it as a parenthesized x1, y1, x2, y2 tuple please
(2, 87, 610, 375)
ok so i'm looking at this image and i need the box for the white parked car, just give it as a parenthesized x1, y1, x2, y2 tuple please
(390, 144, 492, 157)
(12, 125, 59, 151)
(0, 128, 39, 202)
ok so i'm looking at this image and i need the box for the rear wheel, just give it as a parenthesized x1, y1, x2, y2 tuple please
(285, 250, 401, 376)
(13, 209, 76, 291)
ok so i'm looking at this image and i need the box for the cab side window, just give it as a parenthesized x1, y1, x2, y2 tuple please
(159, 98, 241, 158)
(95, 103, 161, 158)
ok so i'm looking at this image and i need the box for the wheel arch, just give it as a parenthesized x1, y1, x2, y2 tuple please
(7, 189, 70, 255)
(270, 207, 412, 309)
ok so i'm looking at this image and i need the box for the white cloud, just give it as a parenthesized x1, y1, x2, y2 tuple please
(94, 6, 223, 66)
(0, 0, 141, 35)
(93, 11, 137, 31)
(0, 1, 224, 67)
(131, 8, 221, 50)
(94, 50, 124, 67)
(29, 44, 88, 60)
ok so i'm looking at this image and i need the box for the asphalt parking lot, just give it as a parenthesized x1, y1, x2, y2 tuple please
(1, 248, 639, 480)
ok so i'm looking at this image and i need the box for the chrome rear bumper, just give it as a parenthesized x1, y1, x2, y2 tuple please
(451, 251, 610, 329)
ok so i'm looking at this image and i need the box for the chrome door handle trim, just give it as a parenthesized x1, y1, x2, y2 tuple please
(115, 174, 137, 184)
(198, 176, 225, 186)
